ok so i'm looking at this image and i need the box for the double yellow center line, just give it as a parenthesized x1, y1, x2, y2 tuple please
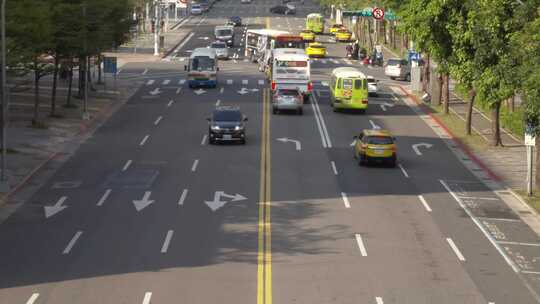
(258, 88, 272, 304)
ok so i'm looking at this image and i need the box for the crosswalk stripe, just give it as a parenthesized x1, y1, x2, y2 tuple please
(227, 79, 233, 85)
(146, 80, 155, 86)
(320, 59, 327, 64)
(179, 79, 186, 85)
(242, 79, 248, 85)
(258, 79, 265, 85)
(163, 79, 170, 85)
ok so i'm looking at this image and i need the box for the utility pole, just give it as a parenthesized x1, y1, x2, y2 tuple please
(82, 2, 89, 120)
(154, 0, 159, 56)
(0, 0, 9, 192)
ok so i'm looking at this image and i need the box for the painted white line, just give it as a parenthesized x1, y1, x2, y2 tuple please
(375, 297, 384, 304)
(242, 79, 248, 85)
(522, 270, 540, 275)
(139, 135, 150, 146)
(63, 231, 83, 254)
(167, 99, 174, 107)
(26, 293, 40, 304)
(191, 159, 199, 172)
(355, 234, 368, 256)
(201, 134, 208, 145)
(122, 160, 133, 171)
(312, 93, 332, 148)
(457, 196, 500, 201)
(154, 116, 163, 125)
(117, 69, 123, 75)
(146, 79, 155, 85)
(341, 192, 351, 208)
(220, 87, 224, 94)
(330, 161, 338, 175)
(161, 230, 174, 253)
(178, 189, 188, 205)
(173, 32, 195, 55)
(477, 217, 521, 222)
(96, 189, 112, 206)
(369, 119, 381, 129)
(398, 164, 409, 178)
(179, 79, 186, 85)
(142, 292, 152, 304)
(216, 99, 221, 106)
(497, 241, 540, 247)
(163, 79, 171, 85)
(488, 302, 495, 304)
(142, 68, 148, 75)
(176, 87, 182, 94)
(418, 195, 432, 212)
(446, 238, 466, 261)
(310, 100, 327, 148)
(258, 79, 265, 85)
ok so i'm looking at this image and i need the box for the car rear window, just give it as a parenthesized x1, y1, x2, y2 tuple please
(277, 89, 300, 96)
(343, 79, 353, 90)
(354, 79, 366, 90)
(367, 136, 393, 145)
(387, 59, 401, 66)
(213, 110, 242, 122)
(211, 42, 226, 48)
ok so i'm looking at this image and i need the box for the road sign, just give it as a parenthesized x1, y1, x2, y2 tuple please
(103, 57, 117, 74)
(179, 0, 187, 3)
(372, 7, 385, 20)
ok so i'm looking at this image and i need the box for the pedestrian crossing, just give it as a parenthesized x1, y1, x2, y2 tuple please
(143, 77, 332, 87)
(167, 56, 368, 67)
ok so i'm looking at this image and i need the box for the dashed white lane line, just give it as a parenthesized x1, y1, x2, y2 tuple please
(341, 192, 351, 208)
(96, 189, 112, 206)
(26, 293, 39, 304)
(146, 79, 154, 86)
(122, 160, 133, 171)
(330, 161, 338, 175)
(355, 234, 368, 256)
(446, 238, 466, 261)
(167, 99, 174, 107)
(418, 195, 432, 212)
(176, 87, 182, 94)
(154, 116, 163, 125)
(139, 135, 150, 146)
(216, 99, 221, 106)
(497, 241, 540, 247)
(375, 297, 384, 304)
(398, 164, 409, 178)
(178, 189, 189, 205)
(142, 68, 148, 75)
(201, 134, 208, 145)
(220, 87, 224, 94)
(191, 159, 199, 172)
(63, 231, 83, 254)
(162, 79, 170, 85)
(142, 292, 152, 304)
(457, 196, 500, 201)
(161, 230, 174, 253)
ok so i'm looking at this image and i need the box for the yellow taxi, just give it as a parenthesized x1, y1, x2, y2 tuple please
(329, 24, 345, 34)
(305, 42, 326, 57)
(299, 30, 316, 42)
(335, 29, 352, 42)
(353, 129, 397, 167)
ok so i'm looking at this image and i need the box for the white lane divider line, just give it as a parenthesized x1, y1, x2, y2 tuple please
(191, 159, 199, 172)
(418, 195, 432, 212)
(161, 230, 174, 253)
(220, 87, 224, 94)
(242, 79, 248, 85)
(311, 93, 332, 148)
(139, 135, 150, 146)
(178, 189, 189, 205)
(26, 293, 39, 304)
(398, 164, 409, 178)
(122, 160, 133, 171)
(142, 68, 148, 75)
(146, 79, 155, 86)
(457, 196, 500, 201)
(330, 161, 338, 175)
(63, 231, 83, 255)
(341, 192, 351, 208)
(311, 101, 326, 148)
(96, 189, 112, 206)
(142, 292, 152, 304)
(162, 79, 171, 85)
(375, 297, 384, 304)
(355, 234, 368, 256)
(154, 116, 163, 126)
(201, 134, 208, 145)
(258, 79, 265, 85)
(446, 238, 466, 261)
(369, 119, 381, 129)
(167, 99, 174, 107)
(176, 87, 182, 94)
(216, 99, 221, 106)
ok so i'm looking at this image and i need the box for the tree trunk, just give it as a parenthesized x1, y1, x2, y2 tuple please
(32, 64, 40, 126)
(422, 54, 430, 93)
(442, 74, 450, 114)
(367, 18, 373, 52)
(66, 64, 74, 107)
(491, 102, 503, 146)
(437, 74, 443, 106)
(535, 137, 540, 190)
(97, 55, 103, 84)
(466, 88, 476, 135)
(383, 20, 387, 44)
(50, 56, 59, 117)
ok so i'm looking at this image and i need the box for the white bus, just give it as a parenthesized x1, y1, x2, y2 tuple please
(270, 48, 312, 101)
(245, 29, 289, 62)
(185, 47, 219, 88)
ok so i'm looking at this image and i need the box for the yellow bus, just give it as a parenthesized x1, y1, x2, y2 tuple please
(329, 67, 368, 112)
(306, 13, 324, 34)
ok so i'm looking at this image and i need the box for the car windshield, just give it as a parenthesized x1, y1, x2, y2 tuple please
(216, 29, 233, 36)
(277, 89, 299, 96)
(211, 42, 226, 48)
(190, 56, 215, 71)
(366, 136, 393, 145)
(213, 110, 242, 122)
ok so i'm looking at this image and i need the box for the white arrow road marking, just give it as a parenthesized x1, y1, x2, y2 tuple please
(167, 99, 174, 107)
(142, 292, 152, 304)
(276, 137, 301, 151)
(251, 88, 259, 92)
(26, 293, 39, 304)
(238, 88, 249, 95)
(194, 88, 206, 95)
(369, 120, 381, 129)
(139, 135, 150, 146)
(398, 164, 409, 178)
(341, 192, 351, 208)
(204, 191, 247, 212)
(133, 191, 154, 212)
(149, 88, 161, 96)
(178, 189, 189, 205)
(44, 196, 68, 218)
(191, 159, 199, 172)
(198, 36, 209, 40)
(161, 230, 174, 253)
(418, 195, 432, 212)
(162, 79, 170, 85)
(146, 79, 155, 86)
(446, 238, 466, 261)
(330, 161, 338, 175)
(375, 297, 384, 304)
(380, 104, 387, 111)
(154, 116, 163, 125)
(201, 134, 208, 145)
(412, 143, 433, 156)
(122, 160, 132, 171)
(96, 189, 112, 206)
(63, 231, 83, 254)
(355, 234, 368, 256)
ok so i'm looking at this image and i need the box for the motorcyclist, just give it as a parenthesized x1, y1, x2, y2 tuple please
(345, 44, 353, 58)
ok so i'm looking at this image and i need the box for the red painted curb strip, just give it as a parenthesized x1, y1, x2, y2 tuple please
(5, 152, 59, 199)
(395, 85, 502, 182)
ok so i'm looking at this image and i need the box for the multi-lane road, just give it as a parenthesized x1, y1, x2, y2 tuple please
(2, 1, 540, 303)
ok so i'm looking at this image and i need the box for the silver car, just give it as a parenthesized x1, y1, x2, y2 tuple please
(366, 76, 378, 96)
(210, 41, 229, 59)
(384, 58, 411, 81)
(272, 88, 303, 115)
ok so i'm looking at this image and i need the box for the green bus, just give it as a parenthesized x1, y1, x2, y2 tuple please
(306, 13, 324, 34)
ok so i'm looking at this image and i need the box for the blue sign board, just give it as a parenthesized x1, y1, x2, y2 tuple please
(103, 57, 118, 74)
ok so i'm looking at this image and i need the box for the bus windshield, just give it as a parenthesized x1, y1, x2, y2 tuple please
(275, 37, 304, 49)
(190, 56, 216, 71)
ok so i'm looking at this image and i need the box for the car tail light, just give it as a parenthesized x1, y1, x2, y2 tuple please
(397, 64, 401, 68)
(271, 81, 276, 90)
(307, 81, 313, 92)
(362, 99, 368, 104)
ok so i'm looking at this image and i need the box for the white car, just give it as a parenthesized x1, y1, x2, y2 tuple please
(209, 41, 229, 59)
(367, 76, 378, 96)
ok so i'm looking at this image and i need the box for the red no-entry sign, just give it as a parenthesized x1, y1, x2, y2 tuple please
(372, 7, 385, 20)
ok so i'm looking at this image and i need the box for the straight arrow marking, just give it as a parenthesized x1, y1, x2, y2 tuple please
(369, 120, 381, 130)
(133, 191, 154, 212)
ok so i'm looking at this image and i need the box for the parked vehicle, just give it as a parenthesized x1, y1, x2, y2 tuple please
(207, 106, 248, 144)
(329, 67, 368, 113)
(210, 41, 229, 60)
(306, 13, 324, 34)
(272, 88, 304, 115)
(185, 48, 219, 88)
(214, 25, 235, 47)
(384, 58, 411, 81)
(335, 29, 352, 42)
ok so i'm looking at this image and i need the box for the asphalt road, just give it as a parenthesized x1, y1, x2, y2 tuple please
(1, 0, 540, 303)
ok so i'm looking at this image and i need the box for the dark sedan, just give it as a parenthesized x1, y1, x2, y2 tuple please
(228, 16, 242, 26)
(207, 106, 248, 144)
(270, 5, 296, 15)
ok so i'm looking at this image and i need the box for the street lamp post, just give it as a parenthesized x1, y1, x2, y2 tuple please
(154, 0, 159, 56)
(0, 0, 9, 192)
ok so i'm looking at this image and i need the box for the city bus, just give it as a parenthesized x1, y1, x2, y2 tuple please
(270, 48, 312, 102)
(306, 13, 325, 34)
(259, 34, 305, 73)
(185, 48, 219, 88)
(245, 29, 289, 62)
